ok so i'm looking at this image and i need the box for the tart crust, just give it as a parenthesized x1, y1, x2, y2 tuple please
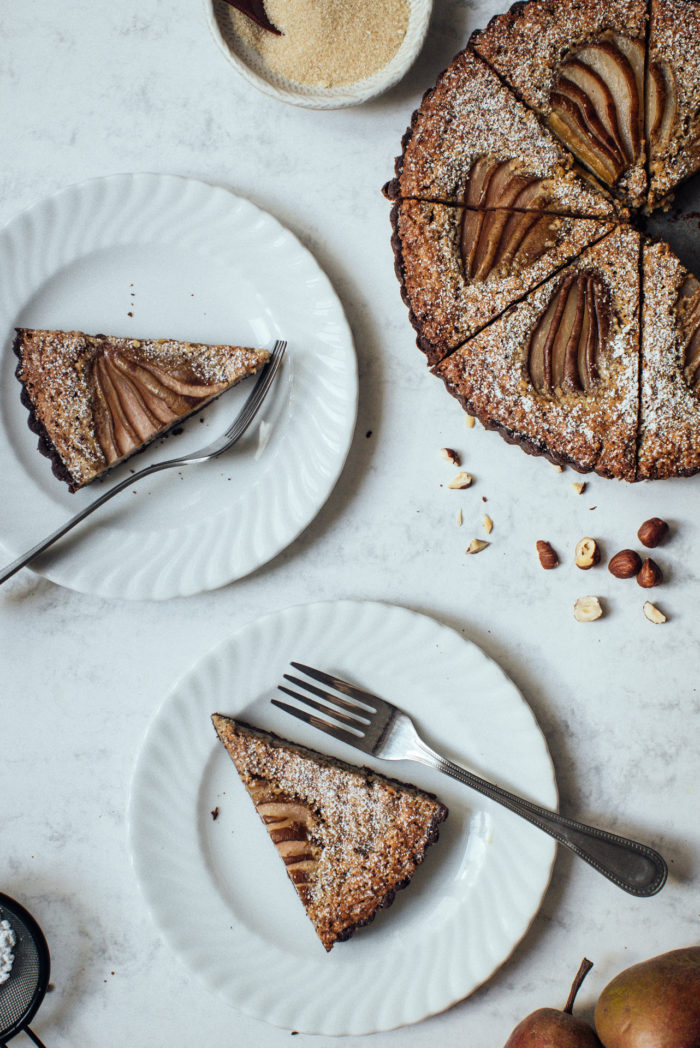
(391, 199, 614, 364)
(14, 329, 270, 492)
(211, 716, 448, 952)
(434, 226, 641, 480)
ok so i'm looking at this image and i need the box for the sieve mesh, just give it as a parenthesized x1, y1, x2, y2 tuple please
(0, 896, 49, 1041)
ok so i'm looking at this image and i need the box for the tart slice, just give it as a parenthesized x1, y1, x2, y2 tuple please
(472, 0, 648, 209)
(638, 240, 700, 478)
(211, 716, 448, 952)
(391, 199, 615, 364)
(434, 225, 641, 480)
(384, 47, 623, 218)
(646, 0, 700, 209)
(14, 329, 270, 491)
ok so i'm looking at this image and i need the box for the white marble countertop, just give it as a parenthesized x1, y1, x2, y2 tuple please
(2, 1, 699, 1045)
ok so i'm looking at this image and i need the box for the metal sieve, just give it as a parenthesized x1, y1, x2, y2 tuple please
(0, 893, 50, 1048)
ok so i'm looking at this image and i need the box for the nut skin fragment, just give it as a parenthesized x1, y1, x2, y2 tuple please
(482, 514, 493, 534)
(637, 518, 669, 548)
(466, 539, 489, 554)
(608, 549, 642, 579)
(448, 471, 473, 489)
(440, 447, 460, 466)
(572, 481, 586, 494)
(575, 536, 600, 569)
(536, 540, 558, 569)
(574, 596, 603, 622)
(643, 601, 666, 623)
(637, 558, 663, 588)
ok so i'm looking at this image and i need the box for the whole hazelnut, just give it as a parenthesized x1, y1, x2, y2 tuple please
(575, 537, 600, 569)
(536, 540, 558, 569)
(608, 549, 642, 579)
(637, 558, 663, 588)
(637, 517, 669, 548)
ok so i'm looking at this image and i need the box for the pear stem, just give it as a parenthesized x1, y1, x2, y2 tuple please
(564, 958, 594, 1014)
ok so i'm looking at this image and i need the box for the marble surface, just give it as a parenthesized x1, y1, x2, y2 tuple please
(1, 1, 699, 1045)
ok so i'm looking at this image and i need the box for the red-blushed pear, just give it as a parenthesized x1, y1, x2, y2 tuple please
(594, 947, 700, 1048)
(503, 959, 603, 1047)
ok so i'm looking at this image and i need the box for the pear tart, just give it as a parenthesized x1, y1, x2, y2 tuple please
(383, 47, 622, 218)
(647, 0, 700, 208)
(472, 0, 648, 208)
(14, 329, 270, 491)
(638, 241, 700, 478)
(211, 716, 448, 952)
(391, 199, 614, 364)
(435, 226, 641, 480)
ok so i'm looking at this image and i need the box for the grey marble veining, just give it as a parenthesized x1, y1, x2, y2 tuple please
(2, 0, 700, 1044)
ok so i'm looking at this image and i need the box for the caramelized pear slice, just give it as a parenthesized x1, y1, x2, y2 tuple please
(647, 60, 678, 149)
(509, 179, 551, 210)
(549, 279, 582, 389)
(548, 94, 621, 185)
(482, 161, 533, 209)
(472, 209, 513, 280)
(554, 76, 623, 162)
(562, 276, 587, 391)
(576, 41, 640, 163)
(564, 59, 626, 161)
(461, 208, 487, 279)
(464, 156, 500, 209)
(528, 274, 577, 392)
(495, 211, 542, 270)
(509, 215, 560, 270)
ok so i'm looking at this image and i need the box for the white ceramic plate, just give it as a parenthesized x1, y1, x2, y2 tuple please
(206, 0, 433, 110)
(127, 600, 557, 1035)
(0, 174, 357, 599)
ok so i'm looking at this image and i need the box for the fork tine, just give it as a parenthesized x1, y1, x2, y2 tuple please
(289, 662, 380, 711)
(223, 339, 286, 441)
(277, 684, 367, 729)
(282, 674, 371, 720)
(271, 699, 367, 747)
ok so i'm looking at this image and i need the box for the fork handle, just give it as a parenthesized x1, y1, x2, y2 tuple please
(0, 457, 182, 586)
(412, 740, 667, 896)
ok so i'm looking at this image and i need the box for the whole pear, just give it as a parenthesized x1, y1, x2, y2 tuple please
(504, 959, 603, 1047)
(594, 946, 700, 1048)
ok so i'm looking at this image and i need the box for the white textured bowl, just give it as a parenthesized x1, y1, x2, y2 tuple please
(205, 0, 433, 109)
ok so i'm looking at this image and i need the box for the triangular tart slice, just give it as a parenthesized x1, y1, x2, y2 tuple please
(391, 198, 615, 365)
(472, 0, 648, 209)
(647, 0, 700, 209)
(434, 225, 641, 480)
(14, 329, 270, 491)
(384, 47, 623, 218)
(638, 240, 700, 478)
(211, 716, 448, 952)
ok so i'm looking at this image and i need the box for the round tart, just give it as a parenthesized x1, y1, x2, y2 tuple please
(387, 0, 700, 480)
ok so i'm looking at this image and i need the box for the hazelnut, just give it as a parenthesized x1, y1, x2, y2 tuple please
(608, 549, 642, 579)
(637, 558, 663, 588)
(575, 537, 600, 569)
(638, 517, 669, 548)
(448, 472, 473, 489)
(536, 540, 558, 569)
(466, 539, 489, 554)
(482, 514, 493, 534)
(465, 415, 476, 429)
(441, 448, 460, 466)
(456, 509, 463, 526)
(643, 601, 666, 624)
(572, 482, 586, 495)
(574, 596, 603, 622)
(552, 464, 564, 473)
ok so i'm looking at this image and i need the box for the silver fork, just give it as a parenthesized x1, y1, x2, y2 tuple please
(273, 662, 667, 897)
(0, 339, 286, 586)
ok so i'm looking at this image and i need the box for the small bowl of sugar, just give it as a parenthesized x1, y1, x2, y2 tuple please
(205, 0, 433, 109)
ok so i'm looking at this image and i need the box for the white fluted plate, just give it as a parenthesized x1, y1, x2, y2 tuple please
(127, 600, 557, 1035)
(0, 174, 357, 599)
